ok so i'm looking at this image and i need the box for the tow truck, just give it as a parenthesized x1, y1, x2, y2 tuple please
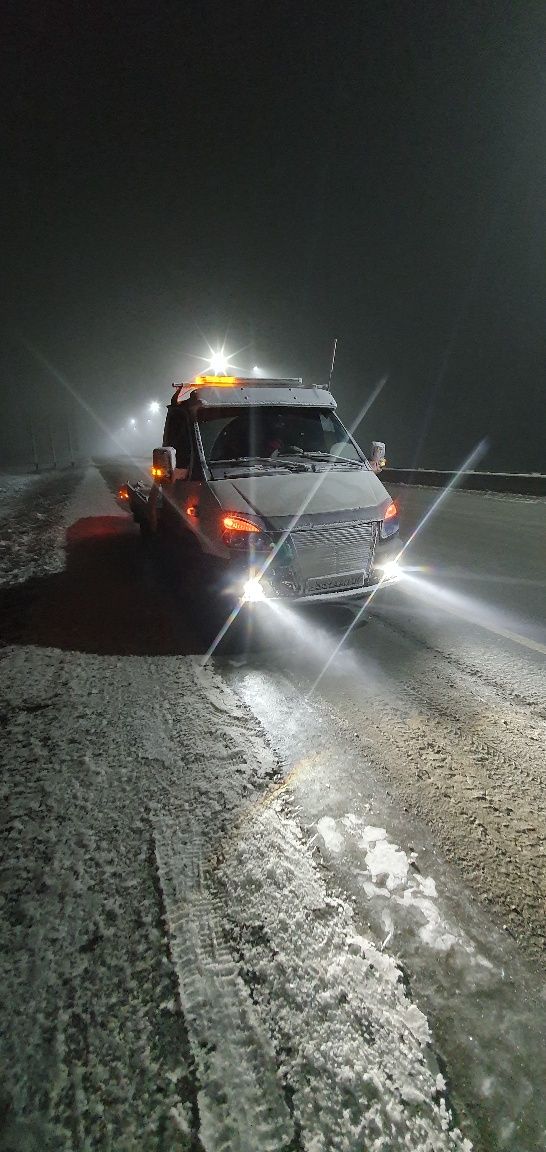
(123, 374, 401, 608)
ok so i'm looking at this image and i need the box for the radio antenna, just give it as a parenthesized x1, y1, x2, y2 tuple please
(328, 337, 338, 390)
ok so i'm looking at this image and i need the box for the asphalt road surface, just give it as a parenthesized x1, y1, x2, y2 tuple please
(1, 461, 544, 1152)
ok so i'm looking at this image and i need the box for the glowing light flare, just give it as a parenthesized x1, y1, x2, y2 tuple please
(241, 578, 266, 603)
(209, 350, 231, 374)
(384, 500, 398, 521)
(376, 560, 402, 581)
(307, 440, 488, 695)
(202, 602, 242, 663)
(397, 439, 488, 561)
(149, 400, 160, 413)
(223, 514, 260, 533)
(403, 572, 546, 657)
(194, 374, 239, 386)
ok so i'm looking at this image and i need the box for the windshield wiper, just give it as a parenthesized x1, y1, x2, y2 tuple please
(294, 452, 366, 467)
(212, 456, 275, 465)
(211, 455, 310, 473)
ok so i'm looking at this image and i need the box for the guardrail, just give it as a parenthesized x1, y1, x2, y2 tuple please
(382, 469, 546, 497)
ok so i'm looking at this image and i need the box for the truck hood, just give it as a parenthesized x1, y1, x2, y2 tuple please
(211, 467, 390, 528)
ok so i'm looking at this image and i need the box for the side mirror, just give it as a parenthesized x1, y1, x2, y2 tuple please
(152, 446, 176, 483)
(369, 441, 386, 472)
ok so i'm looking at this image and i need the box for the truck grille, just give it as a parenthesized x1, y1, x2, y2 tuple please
(289, 521, 378, 593)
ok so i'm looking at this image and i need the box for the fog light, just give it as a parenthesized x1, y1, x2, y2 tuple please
(379, 560, 402, 581)
(241, 577, 266, 603)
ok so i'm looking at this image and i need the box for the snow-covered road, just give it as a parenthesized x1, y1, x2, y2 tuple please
(1, 465, 544, 1151)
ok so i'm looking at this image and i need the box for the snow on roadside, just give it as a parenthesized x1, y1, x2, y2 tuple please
(60, 465, 128, 527)
(0, 468, 82, 587)
(1, 639, 473, 1150)
(0, 647, 198, 1152)
(153, 663, 472, 1152)
(0, 473, 42, 519)
(1, 466, 473, 1149)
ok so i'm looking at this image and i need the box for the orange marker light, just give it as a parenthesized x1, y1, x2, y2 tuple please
(384, 500, 398, 521)
(186, 505, 198, 518)
(194, 374, 239, 386)
(118, 486, 129, 500)
(222, 514, 260, 533)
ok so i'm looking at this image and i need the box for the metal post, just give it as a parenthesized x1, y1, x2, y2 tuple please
(67, 421, 75, 466)
(328, 337, 338, 390)
(28, 410, 39, 471)
(47, 419, 57, 468)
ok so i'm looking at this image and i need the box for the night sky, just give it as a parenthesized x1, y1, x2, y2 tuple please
(2, 1, 546, 470)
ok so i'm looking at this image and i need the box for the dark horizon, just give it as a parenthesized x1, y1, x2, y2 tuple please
(2, 1, 546, 472)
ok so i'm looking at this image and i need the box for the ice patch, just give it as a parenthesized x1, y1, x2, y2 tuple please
(417, 873, 438, 898)
(366, 839, 410, 889)
(362, 880, 390, 900)
(339, 814, 476, 956)
(401, 1002, 431, 1044)
(317, 815, 345, 853)
(359, 824, 388, 847)
(396, 892, 459, 952)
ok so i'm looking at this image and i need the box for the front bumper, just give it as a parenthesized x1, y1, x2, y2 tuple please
(229, 534, 402, 606)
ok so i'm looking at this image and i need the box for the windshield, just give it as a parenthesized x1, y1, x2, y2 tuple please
(197, 407, 363, 466)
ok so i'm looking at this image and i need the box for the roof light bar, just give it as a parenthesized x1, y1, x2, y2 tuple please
(173, 374, 305, 389)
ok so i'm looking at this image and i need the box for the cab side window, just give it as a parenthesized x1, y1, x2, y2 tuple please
(164, 410, 192, 470)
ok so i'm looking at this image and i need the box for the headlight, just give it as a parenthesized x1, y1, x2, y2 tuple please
(223, 530, 273, 551)
(221, 512, 273, 551)
(241, 577, 266, 603)
(377, 559, 402, 581)
(380, 500, 399, 539)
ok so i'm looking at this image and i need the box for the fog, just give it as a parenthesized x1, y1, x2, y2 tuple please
(2, 4, 546, 473)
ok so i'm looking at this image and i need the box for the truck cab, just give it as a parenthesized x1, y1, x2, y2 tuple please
(128, 374, 400, 606)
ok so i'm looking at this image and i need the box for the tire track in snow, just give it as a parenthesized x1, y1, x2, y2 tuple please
(153, 823, 294, 1152)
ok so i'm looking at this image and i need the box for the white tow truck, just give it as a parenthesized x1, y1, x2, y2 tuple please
(124, 374, 400, 607)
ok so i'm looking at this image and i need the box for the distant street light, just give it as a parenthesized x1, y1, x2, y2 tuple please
(252, 365, 261, 376)
(149, 400, 160, 413)
(129, 418, 136, 427)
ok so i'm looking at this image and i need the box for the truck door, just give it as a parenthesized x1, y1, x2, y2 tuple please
(161, 409, 195, 538)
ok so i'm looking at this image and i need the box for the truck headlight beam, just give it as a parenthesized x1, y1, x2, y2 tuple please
(241, 577, 266, 603)
(377, 560, 402, 581)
